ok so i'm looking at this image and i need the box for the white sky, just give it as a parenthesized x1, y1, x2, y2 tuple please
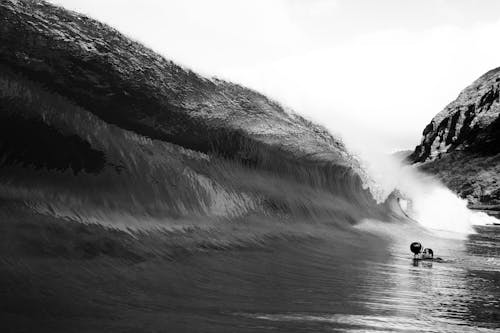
(48, 0, 500, 153)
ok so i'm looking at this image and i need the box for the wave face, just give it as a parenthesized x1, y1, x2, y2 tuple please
(0, 0, 405, 260)
(0, 65, 398, 258)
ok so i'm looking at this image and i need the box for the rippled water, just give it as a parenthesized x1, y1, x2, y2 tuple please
(223, 225, 500, 333)
(2, 209, 499, 332)
(158, 224, 500, 333)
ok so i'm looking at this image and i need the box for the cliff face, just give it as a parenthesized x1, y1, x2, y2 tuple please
(411, 68, 500, 162)
(0, 0, 351, 172)
(410, 68, 500, 208)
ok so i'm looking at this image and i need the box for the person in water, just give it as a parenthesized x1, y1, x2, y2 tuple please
(410, 242, 443, 261)
(422, 248, 433, 259)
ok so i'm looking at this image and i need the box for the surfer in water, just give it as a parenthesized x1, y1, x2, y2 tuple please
(410, 242, 443, 261)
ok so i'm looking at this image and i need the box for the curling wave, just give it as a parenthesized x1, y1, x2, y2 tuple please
(0, 64, 405, 260)
(0, 0, 493, 262)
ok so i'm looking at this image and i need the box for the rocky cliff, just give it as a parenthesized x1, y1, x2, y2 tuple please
(410, 67, 500, 209)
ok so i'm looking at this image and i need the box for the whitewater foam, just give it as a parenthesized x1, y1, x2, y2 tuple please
(345, 145, 499, 236)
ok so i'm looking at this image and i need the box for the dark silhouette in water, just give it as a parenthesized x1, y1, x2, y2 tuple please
(410, 241, 423, 256)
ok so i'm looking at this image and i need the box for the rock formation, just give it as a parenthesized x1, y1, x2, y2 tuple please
(410, 67, 500, 209)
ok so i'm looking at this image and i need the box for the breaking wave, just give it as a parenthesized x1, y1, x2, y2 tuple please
(0, 67, 403, 260)
(0, 62, 495, 262)
(350, 147, 498, 237)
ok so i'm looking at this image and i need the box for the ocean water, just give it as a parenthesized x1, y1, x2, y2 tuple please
(1, 202, 499, 332)
(230, 225, 500, 333)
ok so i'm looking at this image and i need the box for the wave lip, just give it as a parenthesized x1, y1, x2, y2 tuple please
(0, 0, 352, 170)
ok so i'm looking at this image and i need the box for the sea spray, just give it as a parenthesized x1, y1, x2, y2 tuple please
(345, 144, 498, 235)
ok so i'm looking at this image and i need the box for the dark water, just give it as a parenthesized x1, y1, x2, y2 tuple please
(2, 206, 499, 332)
(157, 225, 500, 332)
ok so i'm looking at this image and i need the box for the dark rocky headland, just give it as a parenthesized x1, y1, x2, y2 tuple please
(410, 67, 500, 212)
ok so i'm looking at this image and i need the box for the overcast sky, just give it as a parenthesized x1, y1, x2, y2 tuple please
(49, 0, 500, 153)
